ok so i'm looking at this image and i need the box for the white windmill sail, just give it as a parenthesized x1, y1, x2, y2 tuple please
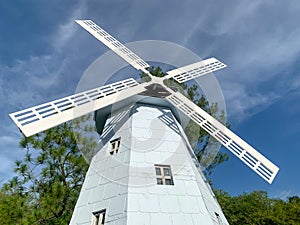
(8, 19, 279, 186)
(9, 78, 147, 137)
(165, 57, 227, 83)
(165, 91, 279, 184)
(71, 18, 280, 223)
(76, 20, 149, 70)
(8, 18, 281, 225)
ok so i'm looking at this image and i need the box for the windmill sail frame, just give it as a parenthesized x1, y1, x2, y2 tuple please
(9, 19, 279, 184)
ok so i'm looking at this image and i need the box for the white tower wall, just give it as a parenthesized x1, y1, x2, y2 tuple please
(70, 103, 228, 225)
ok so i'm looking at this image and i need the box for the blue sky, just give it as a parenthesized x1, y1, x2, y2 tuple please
(0, 0, 299, 199)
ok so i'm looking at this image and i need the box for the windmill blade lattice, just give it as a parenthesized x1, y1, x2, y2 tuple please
(76, 20, 149, 71)
(165, 91, 279, 184)
(8, 19, 279, 184)
(165, 57, 227, 83)
(9, 78, 146, 137)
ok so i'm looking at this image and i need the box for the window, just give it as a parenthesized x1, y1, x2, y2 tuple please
(92, 209, 106, 225)
(109, 137, 121, 155)
(154, 165, 174, 185)
(215, 212, 222, 224)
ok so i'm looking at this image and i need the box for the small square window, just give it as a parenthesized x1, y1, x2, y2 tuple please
(165, 179, 173, 185)
(163, 168, 171, 176)
(155, 167, 161, 175)
(157, 178, 163, 185)
(109, 137, 121, 155)
(154, 165, 174, 185)
(92, 209, 106, 225)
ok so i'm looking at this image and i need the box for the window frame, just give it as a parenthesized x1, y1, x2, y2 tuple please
(92, 209, 106, 225)
(215, 212, 222, 224)
(109, 137, 121, 155)
(154, 164, 174, 186)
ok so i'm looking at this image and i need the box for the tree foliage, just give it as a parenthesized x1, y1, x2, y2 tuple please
(0, 118, 90, 224)
(215, 189, 300, 225)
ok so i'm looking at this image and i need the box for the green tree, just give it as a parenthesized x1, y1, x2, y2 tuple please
(0, 116, 93, 224)
(0, 178, 34, 225)
(214, 189, 300, 225)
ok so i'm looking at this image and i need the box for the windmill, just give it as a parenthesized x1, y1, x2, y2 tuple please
(9, 20, 279, 225)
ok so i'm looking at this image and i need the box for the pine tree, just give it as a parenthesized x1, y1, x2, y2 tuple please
(0, 115, 93, 224)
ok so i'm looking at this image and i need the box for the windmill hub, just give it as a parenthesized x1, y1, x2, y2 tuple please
(140, 83, 171, 98)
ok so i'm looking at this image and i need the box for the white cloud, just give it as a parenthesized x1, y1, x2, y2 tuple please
(52, 2, 86, 51)
(0, 133, 23, 183)
(0, 135, 18, 145)
(291, 76, 300, 90)
(0, 77, 4, 100)
(195, 2, 300, 122)
(274, 190, 300, 200)
(1, 56, 61, 109)
(0, 161, 15, 183)
(182, 16, 205, 46)
(0, 2, 89, 110)
(221, 81, 280, 122)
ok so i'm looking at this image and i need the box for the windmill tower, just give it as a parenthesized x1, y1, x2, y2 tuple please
(9, 20, 279, 225)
